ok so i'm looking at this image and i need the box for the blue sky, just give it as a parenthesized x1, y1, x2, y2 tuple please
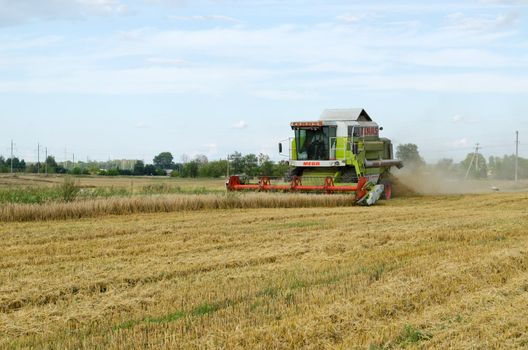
(1, 0, 527, 164)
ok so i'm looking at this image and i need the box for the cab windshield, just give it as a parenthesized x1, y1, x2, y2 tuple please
(295, 126, 335, 160)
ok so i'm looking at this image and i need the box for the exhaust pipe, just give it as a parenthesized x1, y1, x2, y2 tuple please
(365, 159, 403, 169)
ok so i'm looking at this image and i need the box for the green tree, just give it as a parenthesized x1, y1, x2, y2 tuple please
(45, 156, 58, 173)
(144, 164, 158, 176)
(257, 153, 273, 176)
(259, 160, 274, 176)
(55, 164, 67, 174)
(488, 155, 528, 180)
(106, 168, 120, 176)
(194, 154, 208, 165)
(258, 153, 270, 165)
(69, 167, 89, 175)
(435, 158, 459, 176)
(460, 153, 487, 179)
(153, 152, 174, 169)
(7, 158, 26, 172)
(228, 152, 243, 174)
(396, 144, 425, 168)
(0, 156, 7, 173)
(242, 153, 259, 176)
(133, 160, 145, 175)
(198, 160, 227, 178)
(26, 163, 38, 173)
(272, 161, 290, 177)
(182, 161, 199, 178)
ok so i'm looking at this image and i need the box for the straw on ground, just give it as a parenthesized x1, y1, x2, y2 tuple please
(1, 192, 528, 348)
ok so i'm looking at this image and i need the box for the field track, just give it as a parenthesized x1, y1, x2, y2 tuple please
(1, 192, 528, 348)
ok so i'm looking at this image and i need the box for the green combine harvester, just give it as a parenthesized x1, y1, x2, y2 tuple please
(227, 108, 403, 205)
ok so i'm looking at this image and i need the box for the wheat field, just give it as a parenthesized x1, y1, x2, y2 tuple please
(1, 192, 528, 349)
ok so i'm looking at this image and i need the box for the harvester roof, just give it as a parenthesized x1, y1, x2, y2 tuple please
(320, 108, 372, 122)
(290, 108, 374, 129)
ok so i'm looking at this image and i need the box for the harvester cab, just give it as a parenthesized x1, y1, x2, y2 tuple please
(227, 108, 403, 205)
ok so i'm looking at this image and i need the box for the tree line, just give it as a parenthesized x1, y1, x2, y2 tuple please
(0, 151, 289, 178)
(2, 146, 527, 180)
(151, 151, 289, 178)
(396, 143, 528, 180)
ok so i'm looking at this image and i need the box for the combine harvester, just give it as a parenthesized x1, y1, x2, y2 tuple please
(227, 108, 403, 205)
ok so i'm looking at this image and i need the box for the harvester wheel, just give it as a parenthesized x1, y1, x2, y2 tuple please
(380, 179, 392, 200)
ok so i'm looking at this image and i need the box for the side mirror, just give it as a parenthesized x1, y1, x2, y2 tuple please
(278, 143, 283, 153)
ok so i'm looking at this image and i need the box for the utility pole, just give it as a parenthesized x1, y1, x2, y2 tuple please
(465, 143, 480, 180)
(475, 143, 480, 171)
(45, 147, 48, 175)
(10, 140, 13, 174)
(72, 153, 75, 168)
(37, 143, 40, 174)
(515, 131, 519, 182)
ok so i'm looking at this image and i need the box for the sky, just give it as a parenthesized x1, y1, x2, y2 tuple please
(1, 0, 527, 164)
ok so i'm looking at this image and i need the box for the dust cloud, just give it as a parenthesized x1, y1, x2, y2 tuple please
(390, 167, 528, 196)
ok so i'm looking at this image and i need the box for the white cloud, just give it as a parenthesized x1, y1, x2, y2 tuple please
(404, 49, 513, 68)
(0, 35, 63, 52)
(232, 120, 248, 129)
(452, 138, 468, 148)
(0, 0, 127, 26)
(446, 11, 520, 31)
(0, 65, 270, 94)
(168, 14, 240, 23)
(250, 89, 317, 100)
(452, 115, 463, 123)
(134, 121, 148, 128)
(480, 0, 528, 5)
(77, 0, 127, 14)
(1, 8, 527, 96)
(146, 57, 187, 65)
(291, 72, 528, 94)
(336, 13, 369, 25)
(2, 1, 527, 163)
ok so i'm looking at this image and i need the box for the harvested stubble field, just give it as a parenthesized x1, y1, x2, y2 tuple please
(2, 192, 528, 349)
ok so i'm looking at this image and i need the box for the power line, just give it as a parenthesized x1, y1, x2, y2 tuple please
(464, 143, 480, 180)
(475, 143, 480, 170)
